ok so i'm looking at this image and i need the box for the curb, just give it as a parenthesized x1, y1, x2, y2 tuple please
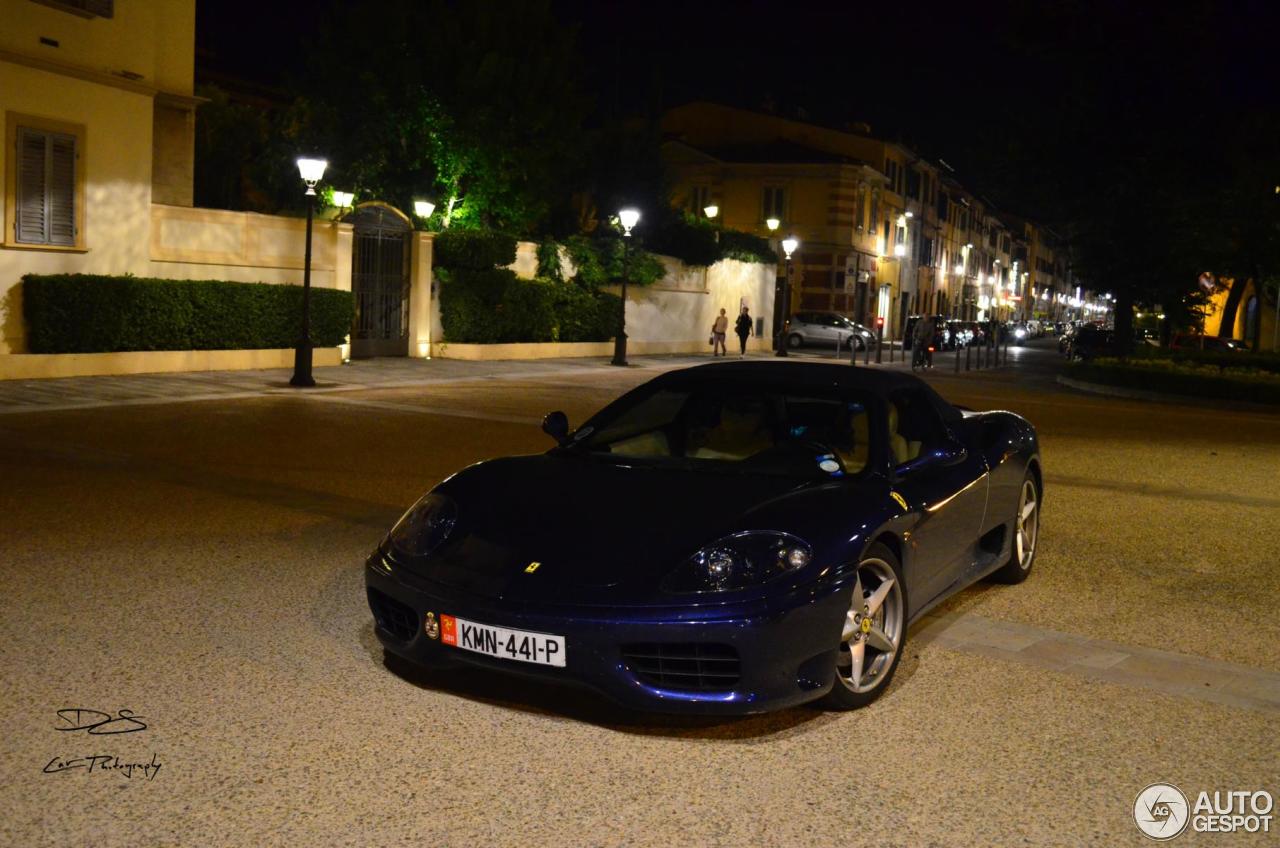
(1056, 374, 1280, 413)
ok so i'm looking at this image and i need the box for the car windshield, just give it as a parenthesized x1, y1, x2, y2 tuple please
(567, 381, 877, 478)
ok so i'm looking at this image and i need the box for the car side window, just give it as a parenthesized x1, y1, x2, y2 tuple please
(887, 389, 950, 467)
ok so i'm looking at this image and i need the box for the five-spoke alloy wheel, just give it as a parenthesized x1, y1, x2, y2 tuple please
(821, 542, 906, 710)
(991, 468, 1040, 584)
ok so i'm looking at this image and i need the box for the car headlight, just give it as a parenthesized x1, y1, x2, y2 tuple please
(1015, 328, 1027, 339)
(387, 493, 457, 558)
(663, 531, 812, 593)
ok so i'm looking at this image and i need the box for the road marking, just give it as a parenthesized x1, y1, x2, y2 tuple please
(915, 611, 1280, 713)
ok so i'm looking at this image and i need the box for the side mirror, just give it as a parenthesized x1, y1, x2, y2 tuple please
(542, 410, 570, 446)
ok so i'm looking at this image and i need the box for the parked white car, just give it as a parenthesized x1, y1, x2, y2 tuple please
(788, 312, 878, 351)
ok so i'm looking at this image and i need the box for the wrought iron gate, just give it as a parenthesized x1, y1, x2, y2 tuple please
(349, 204, 411, 358)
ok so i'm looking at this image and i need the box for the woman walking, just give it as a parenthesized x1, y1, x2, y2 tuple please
(711, 308, 729, 356)
(734, 306, 754, 357)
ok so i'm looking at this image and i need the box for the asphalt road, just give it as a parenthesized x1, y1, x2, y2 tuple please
(1, 339, 1277, 847)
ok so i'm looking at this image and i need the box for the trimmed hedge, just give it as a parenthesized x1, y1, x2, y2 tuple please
(22, 274, 353, 353)
(1067, 358, 1280, 404)
(439, 272, 618, 344)
(433, 229, 517, 270)
(1127, 346, 1280, 376)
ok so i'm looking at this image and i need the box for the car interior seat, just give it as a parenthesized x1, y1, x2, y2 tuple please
(888, 402, 922, 465)
(688, 398, 772, 460)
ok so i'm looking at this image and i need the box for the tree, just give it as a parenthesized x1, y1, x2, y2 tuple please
(289, 0, 588, 234)
(957, 1, 1258, 353)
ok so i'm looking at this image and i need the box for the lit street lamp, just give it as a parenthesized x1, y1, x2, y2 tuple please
(290, 156, 327, 388)
(413, 199, 436, 219)
(611, 207, 640, 366)
(775, 235, 799, 356)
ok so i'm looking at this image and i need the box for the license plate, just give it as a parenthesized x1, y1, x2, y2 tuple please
(440, 614, 566, 668)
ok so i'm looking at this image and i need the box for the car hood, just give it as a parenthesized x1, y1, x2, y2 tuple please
(396, 453, 818, 605)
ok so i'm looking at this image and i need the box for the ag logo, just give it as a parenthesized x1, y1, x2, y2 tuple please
(1134, 783, 1189, 840)
(524, 561, 541, 574)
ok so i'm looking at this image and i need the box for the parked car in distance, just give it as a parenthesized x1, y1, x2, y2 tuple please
(1065, 325, 1116, 360)
(788, 312, 877, 351)
(1169, 333, 1249, 353)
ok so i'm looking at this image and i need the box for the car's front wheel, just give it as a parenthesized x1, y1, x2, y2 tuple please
(820, 542, 906, 710)
(787, 333, 804, 349)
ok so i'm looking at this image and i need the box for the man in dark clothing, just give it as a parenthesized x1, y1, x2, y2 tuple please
(734, 306, 754, 358)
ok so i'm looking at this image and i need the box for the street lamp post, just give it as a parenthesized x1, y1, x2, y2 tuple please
(611, 208, 640, 367)
(290, 157, 327, 388)
(775, 236, 799, 356)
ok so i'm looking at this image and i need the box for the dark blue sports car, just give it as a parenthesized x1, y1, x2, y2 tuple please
(366, 362, 1042, 713)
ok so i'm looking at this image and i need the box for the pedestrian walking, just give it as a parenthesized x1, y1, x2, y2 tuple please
(711, 308, 729, 356)
(734, 306, 753, 357)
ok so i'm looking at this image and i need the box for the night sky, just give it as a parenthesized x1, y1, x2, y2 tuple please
(197, 0, 1278, 213)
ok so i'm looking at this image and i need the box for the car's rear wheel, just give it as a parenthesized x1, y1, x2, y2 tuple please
(787, 333, 804, 349)
(819, 543, 906, 710)
(990, 470, 1040, 584)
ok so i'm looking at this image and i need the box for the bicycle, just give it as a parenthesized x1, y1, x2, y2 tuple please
(911, 342, 934, 371)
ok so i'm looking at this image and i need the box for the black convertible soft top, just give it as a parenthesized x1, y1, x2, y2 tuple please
(668, 361, 964, 423)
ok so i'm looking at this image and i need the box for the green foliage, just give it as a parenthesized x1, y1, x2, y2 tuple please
(634, 216, 777, 268)
(1068, 358, 1280, 404)
(439, 274, 616, 344)
(718, 230, 779, 265)
(536, 240, 563, 282)
(434, 230, 517, 270)
(648, 217, 721, 267)
(563, 234, 664, 287)
(22, 274, 352, 353)
(564, 235, 608, 287)
(286, 0, 587, 233)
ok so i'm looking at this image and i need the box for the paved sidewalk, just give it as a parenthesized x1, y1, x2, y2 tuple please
(0, 346, 1020, 415)
(0, 355, 701, 414)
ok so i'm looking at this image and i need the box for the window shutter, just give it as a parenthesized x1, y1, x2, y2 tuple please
(16, 129, 48, 244)
(47, 133, 77, 245)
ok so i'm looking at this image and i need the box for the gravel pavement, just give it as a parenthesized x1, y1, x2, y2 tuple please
(1, 345, 1276, 846)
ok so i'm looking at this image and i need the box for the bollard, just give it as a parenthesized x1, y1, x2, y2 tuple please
(865, 336, 872, 366)
(876, 325, 883, 363)
(954, 338, 961, 372)
(965, 342, 971, 371)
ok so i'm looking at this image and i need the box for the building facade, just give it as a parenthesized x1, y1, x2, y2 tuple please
(0, 0, 366, 377)
(662, 102, 1101, 338)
